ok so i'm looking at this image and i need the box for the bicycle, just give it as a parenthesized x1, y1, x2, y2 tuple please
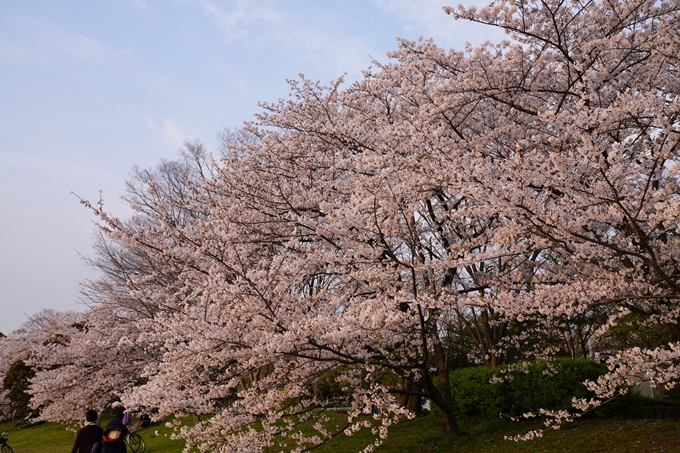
(125, 422, 146, 453)
(0, 431, 13, 453)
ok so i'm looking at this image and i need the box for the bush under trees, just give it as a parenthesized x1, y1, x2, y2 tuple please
(2, 359, 35, 420)
(449, 359, 646, 422)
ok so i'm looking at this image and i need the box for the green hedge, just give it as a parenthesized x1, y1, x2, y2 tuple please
(448, 359, 645, 421)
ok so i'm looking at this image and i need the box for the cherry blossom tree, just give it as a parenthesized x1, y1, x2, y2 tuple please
(70, 0, 680, 449)
(442, 0, 680, 437)
(25, 146, 217, 423)
(26, 304, 157, 422)
(445, 0, 680, 401)
(0, 310, 78, 420)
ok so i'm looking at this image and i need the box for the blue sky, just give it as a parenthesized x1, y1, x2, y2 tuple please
(0, 0, 503, 334)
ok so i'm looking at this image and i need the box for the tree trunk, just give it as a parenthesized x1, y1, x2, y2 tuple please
(668, 324, 680, 343)
(439, 404, 458, 436)
(434, 341, 459, 435)
(420, 370, 460, 436)
(399, 377, 422, 414)
(436, 368, 459, 435)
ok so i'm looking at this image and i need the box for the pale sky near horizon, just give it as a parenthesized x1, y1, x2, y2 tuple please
(0, 0, 504, 334)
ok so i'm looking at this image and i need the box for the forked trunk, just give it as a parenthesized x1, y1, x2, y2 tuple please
(421, 342, 460, 435)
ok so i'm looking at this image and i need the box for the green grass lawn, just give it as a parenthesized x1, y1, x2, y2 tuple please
(382, 416, 680, 453)
(0, 416, 191, 453)
(306, 412, 680, 453)
(1, 414, 679, 452)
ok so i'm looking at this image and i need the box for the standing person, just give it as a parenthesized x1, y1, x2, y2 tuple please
(91, 418, 127, 453)
(113, 407, 125, 421)
(121, 410, 132, 427)
(71, 409, 104, 453)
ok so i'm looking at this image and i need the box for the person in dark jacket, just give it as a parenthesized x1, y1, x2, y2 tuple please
(91, 418, 127, 453)
(114, 407, 125, 421)
(71, 409, 104, 453)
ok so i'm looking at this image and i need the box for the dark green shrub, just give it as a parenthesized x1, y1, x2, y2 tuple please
(449, 359, 617, 422)
(2, 358, 35, 420)
(591, 391, 646, 419)
(448, 366, 504, 421)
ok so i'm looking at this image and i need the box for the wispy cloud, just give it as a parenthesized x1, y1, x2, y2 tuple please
(277, 28, 376, 79)
(0, 149, 123, 204)
(371, 0, 505, 48)
(2, 17, 132, 65)
(183, 0, 502, 84)
(45, 21, 132, 61)
(189, 0, 281, 39)
(186, 1, 379, 79)
(0, 39, 42, 64)
(143, 116, 188, 149)
(163, 118, 186, 148)
(220, 68, 248, 94)
(144, 115, 158, 133)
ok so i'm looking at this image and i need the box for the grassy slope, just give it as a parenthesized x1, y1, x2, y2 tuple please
(309, 413, 680, 453)
(378, 416, 680, 453)
(1, 414, 679, 452)
(0, 416, 190, 453)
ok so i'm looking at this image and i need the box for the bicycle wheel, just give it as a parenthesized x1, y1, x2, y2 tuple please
(1, 443, 14, 453)
(127, 432, 146, 453)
